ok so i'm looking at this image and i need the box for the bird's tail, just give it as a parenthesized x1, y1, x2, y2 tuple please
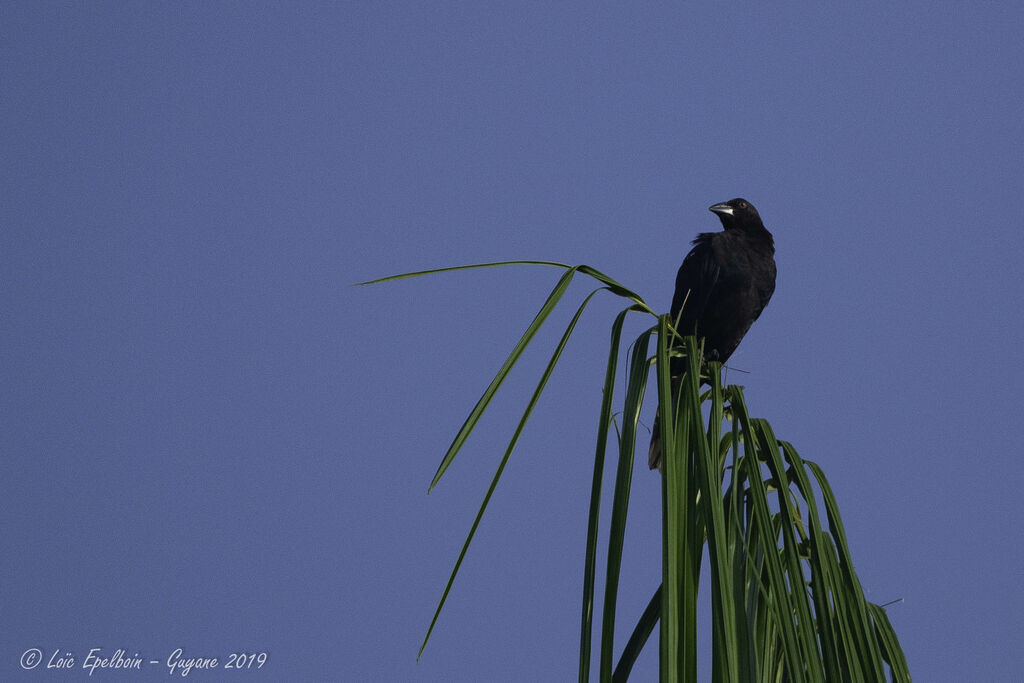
(648, 408, 663, 472)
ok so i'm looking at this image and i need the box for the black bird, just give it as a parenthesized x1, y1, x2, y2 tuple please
(648, 198, 776, 470)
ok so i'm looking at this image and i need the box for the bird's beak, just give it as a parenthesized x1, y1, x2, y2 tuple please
(709, 202, 734, 216)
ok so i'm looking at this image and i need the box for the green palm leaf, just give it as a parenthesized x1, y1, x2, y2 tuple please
(364, 262, 910, 681)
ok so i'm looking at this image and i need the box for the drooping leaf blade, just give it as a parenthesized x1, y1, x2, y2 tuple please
(600, 328, 653, 682)
(418, 287, 604, 659)
(579, 304, 644, 683)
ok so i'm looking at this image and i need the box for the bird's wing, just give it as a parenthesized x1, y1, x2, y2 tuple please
(669, 233, 720, 335)
(756, 261, 777, 316)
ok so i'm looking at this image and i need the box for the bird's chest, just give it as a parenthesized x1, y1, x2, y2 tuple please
(710, 247, 774, 313)
(716, 258, 759, 295)
(714, 242, 773, 292)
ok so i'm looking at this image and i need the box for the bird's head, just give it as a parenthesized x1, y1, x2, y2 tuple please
(709, 198, 763, 231)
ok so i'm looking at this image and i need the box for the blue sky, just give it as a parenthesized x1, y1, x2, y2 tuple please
(3, 3, 1022, 681)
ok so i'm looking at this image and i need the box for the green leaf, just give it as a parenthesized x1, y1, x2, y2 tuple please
(354, 260, 574, 286)
(419, 286, 603, 659)
(600, 327, 653, 682)
(579, 304, 644, 683)
(427, 266, 579, 490)
(375, 261, 912, 680)
(613, 584, 663, 683)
